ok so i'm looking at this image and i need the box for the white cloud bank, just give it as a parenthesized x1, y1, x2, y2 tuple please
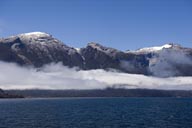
(0, 61, 192, 90)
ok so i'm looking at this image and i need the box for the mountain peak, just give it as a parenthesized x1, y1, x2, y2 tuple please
(87, 42, 103, 47)
(16, 32, 56, 45)
(87, 42, 106, 51)
(87, 42, 120, 53)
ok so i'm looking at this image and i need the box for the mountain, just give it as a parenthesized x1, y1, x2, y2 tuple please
(0, 88, 23, 98)
(7, 88, 192, 98)
(0, 32, 84, 68)
(0, 32, 192, 77)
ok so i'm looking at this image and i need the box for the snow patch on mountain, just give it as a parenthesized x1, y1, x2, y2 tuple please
(19, 32, 51, 38)
(128, 44, 173, 53)
(75, 48, 81, 53)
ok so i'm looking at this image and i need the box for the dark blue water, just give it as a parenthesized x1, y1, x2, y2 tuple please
(0, 98, 192, 128)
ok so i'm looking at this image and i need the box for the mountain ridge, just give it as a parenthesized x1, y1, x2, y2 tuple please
(0, 32, 192, 77)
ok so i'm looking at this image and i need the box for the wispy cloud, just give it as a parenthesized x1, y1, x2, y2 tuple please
(149, 48, 192, 77)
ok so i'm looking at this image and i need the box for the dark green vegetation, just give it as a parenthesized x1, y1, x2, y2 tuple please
(6, 88, 192, 98)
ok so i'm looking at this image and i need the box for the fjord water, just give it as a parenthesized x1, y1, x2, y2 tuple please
(0, 98, 192, 128)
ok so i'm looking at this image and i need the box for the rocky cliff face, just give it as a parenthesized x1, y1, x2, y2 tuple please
(80, 42, 149, 74)
(0, 32, 84, 68)
(0, 32, 192, 77)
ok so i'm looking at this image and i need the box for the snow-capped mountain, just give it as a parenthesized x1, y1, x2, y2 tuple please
(0, 32, 84, 68)
(0, 32, 192, 77)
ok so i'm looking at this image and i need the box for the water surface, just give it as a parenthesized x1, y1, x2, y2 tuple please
(0, 97, 192, 128)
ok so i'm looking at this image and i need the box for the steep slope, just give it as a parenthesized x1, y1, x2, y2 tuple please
(0, 32, 84, 67)
(148, 45, 192, 77)
(80, 42, 149, 74)
(127, 43, 192, 77)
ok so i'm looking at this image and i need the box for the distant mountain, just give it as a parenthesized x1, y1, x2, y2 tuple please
(0, 32, 192, 77)
(7, 88, 192, 98)
(0, 88, 23, 98)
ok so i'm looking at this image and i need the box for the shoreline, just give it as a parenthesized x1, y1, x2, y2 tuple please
(2, 88, 192, 98)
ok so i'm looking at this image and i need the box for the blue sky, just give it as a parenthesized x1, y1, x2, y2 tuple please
(0, 0, 192, 50)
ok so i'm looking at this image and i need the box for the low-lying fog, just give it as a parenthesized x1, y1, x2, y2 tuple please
(0, 61, 192, 90)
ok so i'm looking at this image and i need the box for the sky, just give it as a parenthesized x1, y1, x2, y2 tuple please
(0, 0, 192, 51)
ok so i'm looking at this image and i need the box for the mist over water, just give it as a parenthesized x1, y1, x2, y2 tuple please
(0, 61, 192, 90)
